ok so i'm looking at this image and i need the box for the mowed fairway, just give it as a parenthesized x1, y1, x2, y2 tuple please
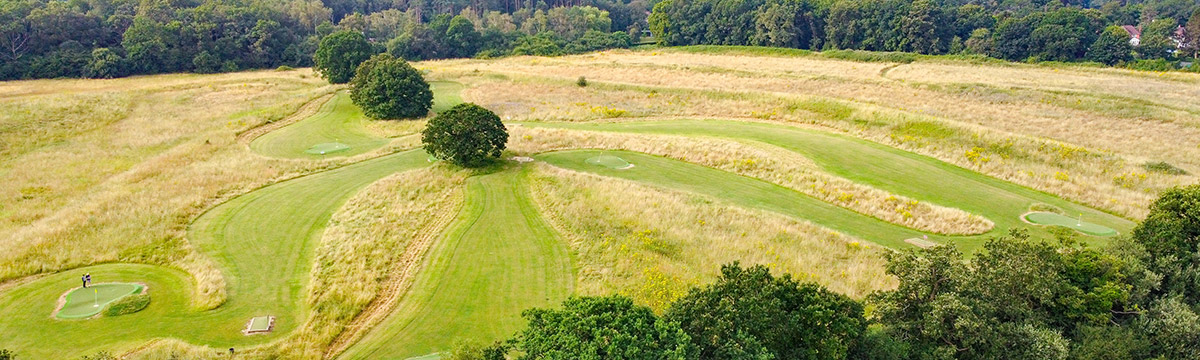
(0, 150, 431, 357)
(531, 119, 1134, 251)
(250, 81, 462, 159)
(341, 168, 573, 359)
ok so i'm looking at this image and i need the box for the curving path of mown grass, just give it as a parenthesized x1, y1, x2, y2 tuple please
(341, 167, 573, 359)
(250, 81, 463, 159)
(527, 119, 1133, 252)
(0, 150, 433, 357)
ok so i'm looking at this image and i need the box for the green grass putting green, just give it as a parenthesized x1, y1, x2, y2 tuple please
(306, 142, 351, 155)
(56, 283, 143, 319)
(340, 168, 572, 359)
(1023, 212, 1118, 237)
(585, 155, 634, 169)
(528, 118, 1134, 252)
(251, 81, 463, 159)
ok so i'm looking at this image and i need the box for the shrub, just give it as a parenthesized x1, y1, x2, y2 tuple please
(349, 54, 433, 120)
(1143, 161, 1187, 175)
(313, 30, 374, 84)
(276, 65, 295, 71)
(576, 76, 588, 87)
(422, 103, 508, 167)
(104, 293, 150, 317)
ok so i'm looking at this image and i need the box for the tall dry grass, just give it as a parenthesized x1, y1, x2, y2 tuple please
(0, 70, 348, 308)
(441, 60, 1196, 219)
(528, 164, 895, 311)
(508, 126, 993, 235)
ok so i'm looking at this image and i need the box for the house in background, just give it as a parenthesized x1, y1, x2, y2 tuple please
(1121, 25, 1142, 46)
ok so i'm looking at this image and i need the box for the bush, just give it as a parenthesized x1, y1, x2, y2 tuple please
(1143, 161, 1188, 175)
(104, 293, 150, 317)
(276, 65, 295, 71)
(1122, 59, 1177, 71)
(822, 49, 917, 63)
(349, 54, 433, 120)
(576, 76, 588, 87)
(313, 30, 374, 84)
(422, 103, 508, 167)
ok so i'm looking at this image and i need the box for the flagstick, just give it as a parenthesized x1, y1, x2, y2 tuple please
(94, 289, 99, 307)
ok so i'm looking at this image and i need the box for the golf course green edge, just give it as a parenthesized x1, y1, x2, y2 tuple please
(55, 283, 145, 319)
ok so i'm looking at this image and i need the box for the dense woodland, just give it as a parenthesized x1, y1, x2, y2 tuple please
(3, 0, 1200, 80)
(650, 0, 1200, 68)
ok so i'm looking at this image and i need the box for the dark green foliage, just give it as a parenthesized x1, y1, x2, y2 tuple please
(665, 263, 866, 360)
(349, 54, 432, 120)
(422, 103, 508, 168)
(313, 30, 373, 84)
(1132, 185, 1200, 304)
(192, 51, 220, 74)
(0, 348, 13, 360)
(1089, 26, 1134, 65)
(1143, 161, 1188, 175)
(86, 48, 123, 79)
(577, 76, 588, 87)
(514, 295, 696, 360)
(871, 230, 1136, 359)
(445, 15, 481, 58)
(104, 293, 150, 317)
(512, 33, 565, 56)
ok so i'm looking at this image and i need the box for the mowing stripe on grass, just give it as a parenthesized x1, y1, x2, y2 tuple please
(527, 120, 1133, 252)
(340, 168, 573, 359)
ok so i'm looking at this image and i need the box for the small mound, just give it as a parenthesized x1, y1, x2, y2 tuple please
(56, 283, 145, 319)
(1022, 212, 1118, 237)
(585, 155, 634, 170)
(305, 142, 351, 155)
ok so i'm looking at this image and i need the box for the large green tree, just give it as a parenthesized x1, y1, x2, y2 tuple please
(514, 295, 696, 360)
(421, 103, 508, 168)
(665, 263, 866, 360)
(1089, 25, 1134, 65)
(1132, 184, 1200, 304)
(313, 30, 373, 84)
(349, 53, 432, 119)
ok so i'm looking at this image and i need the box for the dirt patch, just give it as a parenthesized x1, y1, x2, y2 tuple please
(904, 238, 939, 249)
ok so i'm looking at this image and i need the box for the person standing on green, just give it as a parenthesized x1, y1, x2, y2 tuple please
(81, 274, 88, 288)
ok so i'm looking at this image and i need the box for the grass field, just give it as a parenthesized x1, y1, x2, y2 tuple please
(250, 81, 463, 159)
(529, 119, 1134, 252)
(341, 167, 573, 359)
(0, 47, 1183, 358)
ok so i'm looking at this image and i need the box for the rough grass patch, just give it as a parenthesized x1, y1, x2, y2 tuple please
(1142, 161, 1187, 175)
(104, 293, 150, 317)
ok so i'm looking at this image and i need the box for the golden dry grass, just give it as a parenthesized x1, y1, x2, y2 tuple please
(509, 126, 993, 235)
(437, 52, 1199, 219)
(528, 164, 894, 311)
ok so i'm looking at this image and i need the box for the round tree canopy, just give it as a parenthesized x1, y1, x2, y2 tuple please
(422, 103, 508, 168)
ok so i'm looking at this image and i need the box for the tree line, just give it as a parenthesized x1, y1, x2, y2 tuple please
(0, 0, 644, 81)
(649, 0, 1200, 69)
(450, 184, 1200, 360)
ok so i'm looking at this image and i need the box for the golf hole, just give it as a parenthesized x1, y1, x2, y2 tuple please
(1021, 212, 1118, 237)
(305, 142, 351, 155)
(585, 155, 634, 170)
